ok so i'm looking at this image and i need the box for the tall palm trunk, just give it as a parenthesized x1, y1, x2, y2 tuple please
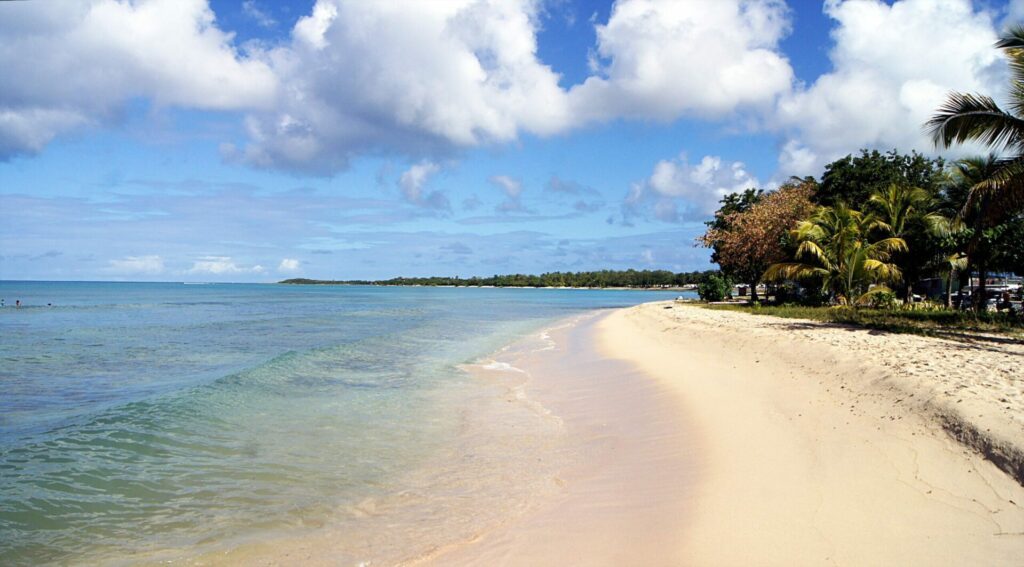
(945, 268, 956, 309)
(975, 264, 988, 312)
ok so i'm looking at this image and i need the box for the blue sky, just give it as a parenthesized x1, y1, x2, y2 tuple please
(0, 0, 1017, 281)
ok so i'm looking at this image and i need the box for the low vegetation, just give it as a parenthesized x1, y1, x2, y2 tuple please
(700, 302, 1024, 339)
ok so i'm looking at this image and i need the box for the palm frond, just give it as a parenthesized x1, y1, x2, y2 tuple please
(926, 92, 1024, 152)
(794, 240, 831, 268)
(762, 262, 827, 283)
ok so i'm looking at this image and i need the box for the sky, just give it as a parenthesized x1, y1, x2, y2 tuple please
(0, 0, 1019, 282)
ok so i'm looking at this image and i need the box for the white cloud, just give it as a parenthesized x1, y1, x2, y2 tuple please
(624, 154, 759, 223)
(567, 0, 794, 123)
(399, 160, 440, 202)
(187, 256, 262, 275)
(0, 0, 277, 159)
(236, 0, 570, 172)
(398, 160, 450, 210)
(773, 0, 1003, 176)
(278, 258, 301, 273)
(107, 255, 164, 274)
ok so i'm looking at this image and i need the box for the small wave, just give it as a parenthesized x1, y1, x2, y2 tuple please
(478, 361, 525, 373)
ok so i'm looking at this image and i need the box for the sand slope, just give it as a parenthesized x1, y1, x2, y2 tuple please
(599, 302, 1024, 566)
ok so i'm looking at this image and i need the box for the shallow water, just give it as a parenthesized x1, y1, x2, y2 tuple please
(0, 282, 689, 564)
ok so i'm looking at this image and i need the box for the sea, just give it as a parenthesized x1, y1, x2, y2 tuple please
(0, 281, 690, 564)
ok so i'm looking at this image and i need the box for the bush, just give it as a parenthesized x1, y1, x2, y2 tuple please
(698, 273, 733, 301)
(869, 290, 898, 310)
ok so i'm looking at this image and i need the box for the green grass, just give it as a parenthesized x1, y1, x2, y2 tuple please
(700, 303, 1024, 340)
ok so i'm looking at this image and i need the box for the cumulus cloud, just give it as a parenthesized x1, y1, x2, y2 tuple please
(568, 0, 793, 123)
(624, 154, 759, 223)
(227, 0, 796, 172)
(107, 255, 164, 274)
(278, 258, 301, 273)
(235, 0, 570, 172)
(0, 0, 277, 159)
(773, 0, 1003, 176)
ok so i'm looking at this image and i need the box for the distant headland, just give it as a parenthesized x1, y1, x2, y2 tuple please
(279, 269, 716, 289)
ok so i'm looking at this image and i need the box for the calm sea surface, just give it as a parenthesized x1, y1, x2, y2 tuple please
(0, 281, 689, 564)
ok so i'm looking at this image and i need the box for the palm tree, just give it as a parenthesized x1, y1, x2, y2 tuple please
(763, 204, 907, 306)
(943, 155, 1007, 311)
(867, 183, 951, 300)
(926, 25, 1024, 220)
(939, 252, 969, 309)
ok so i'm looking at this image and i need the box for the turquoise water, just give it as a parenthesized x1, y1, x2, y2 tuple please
(0, 282, 688, 564)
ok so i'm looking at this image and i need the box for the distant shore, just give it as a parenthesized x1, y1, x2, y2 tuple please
(277, 270, 709, 290)
(280, 280, 697, 291)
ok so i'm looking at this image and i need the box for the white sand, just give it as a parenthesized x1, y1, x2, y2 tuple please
(593, 302, 1024, 566)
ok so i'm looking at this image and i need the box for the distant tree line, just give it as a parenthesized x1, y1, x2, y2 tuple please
(281, 269, 718, 289)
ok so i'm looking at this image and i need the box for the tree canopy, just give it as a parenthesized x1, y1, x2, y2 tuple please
(817, 149, 944, 209)
(699, 179, 817, 300)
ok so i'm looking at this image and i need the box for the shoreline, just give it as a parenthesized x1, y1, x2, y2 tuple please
(141, 301, 1023, 564)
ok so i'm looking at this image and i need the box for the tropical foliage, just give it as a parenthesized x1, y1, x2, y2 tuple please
(817, 149, 944, 208)
(698, 179, 817, 301)
(762, 204, 907, 306)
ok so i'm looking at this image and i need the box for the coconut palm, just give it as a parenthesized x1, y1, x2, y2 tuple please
(939, 252, 969, 309)
(763, 204, 907, 306)
(867, 183, 951, 300)
(926, 25, 1024, 219)
(943, 155, 1011, 310)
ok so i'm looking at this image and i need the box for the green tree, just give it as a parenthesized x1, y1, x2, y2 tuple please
(817, 150, 944, 209)
(699, 179, 817, 302)
(942, 156, 1024, 310)
(697, 273, 732, 302)
(927, 25, 1024, 219)
(867, 183, 951, 300)
(763, 204, 906, 305)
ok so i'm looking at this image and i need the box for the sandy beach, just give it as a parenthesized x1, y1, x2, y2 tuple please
(436, 301, 1024, 566)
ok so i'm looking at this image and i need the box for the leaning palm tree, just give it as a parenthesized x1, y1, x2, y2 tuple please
(763, 204, 907, 306)
(926, 25, 1024, 220)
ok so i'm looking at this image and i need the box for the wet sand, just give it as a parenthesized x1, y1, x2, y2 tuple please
(429, 313, 699, 565)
